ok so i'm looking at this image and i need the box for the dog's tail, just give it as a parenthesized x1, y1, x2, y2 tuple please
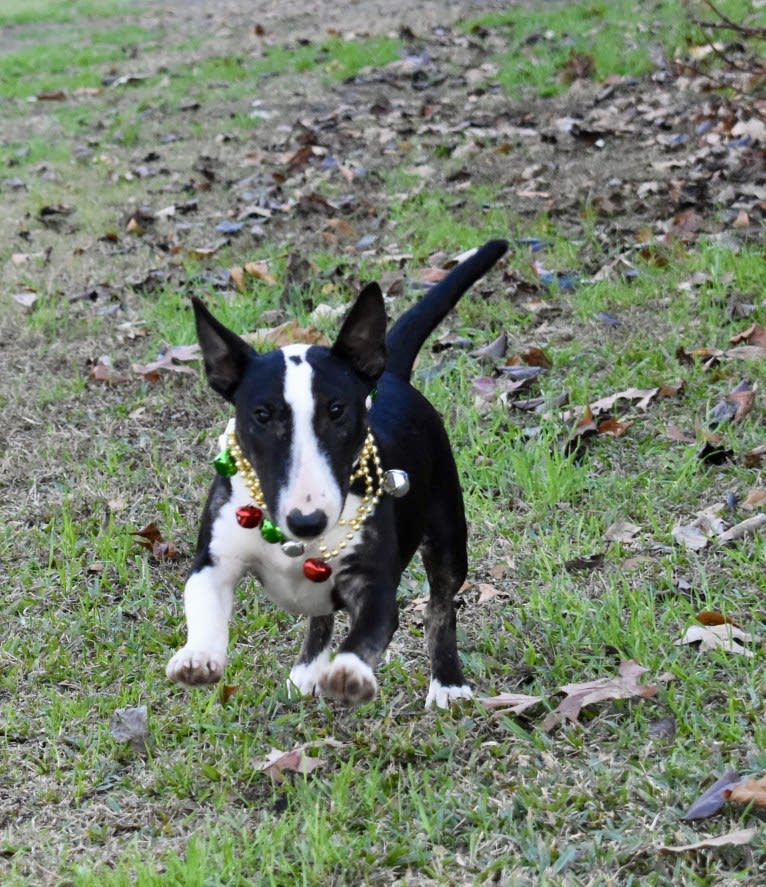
(384, 239, 508, 381)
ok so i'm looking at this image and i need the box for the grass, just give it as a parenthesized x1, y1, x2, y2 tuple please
(2, 0, 766, 884)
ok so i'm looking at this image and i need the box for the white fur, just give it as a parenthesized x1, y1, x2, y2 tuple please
(165, 564, 235, 685)
(277, 345, 343, 533)
(425, 679, 473, 709)
(319, 652, 377, 703)
(288, 648, 331, 697)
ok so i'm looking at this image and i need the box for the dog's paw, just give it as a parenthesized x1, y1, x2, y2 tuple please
(318, 652, 377, 705)
(166, 647, 226, 686)
(287, 650, 330, 698)
(425, 679, 473, 709)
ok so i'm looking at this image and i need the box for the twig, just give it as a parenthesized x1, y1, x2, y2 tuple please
(702, 0, 766, 37)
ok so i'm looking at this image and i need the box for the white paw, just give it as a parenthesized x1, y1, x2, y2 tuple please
(318, 652, 378, 705)
(425, 679, 473, 709)
(287, 649, 331, 697)
(166, 647, 227, 686)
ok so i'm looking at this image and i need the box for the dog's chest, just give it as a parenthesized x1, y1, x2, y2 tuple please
(209, 473, 362, 617)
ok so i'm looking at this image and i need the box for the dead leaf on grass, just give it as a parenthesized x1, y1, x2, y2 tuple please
(725, 775, 766, 808)
(604, 518, 641, 544)
(564, 552, 604, 573)
(675, 624, 754, 657)
(730, 323, 766, 349)
(254, 738, 345, 783)
(660, 827, 757, 853)
(88, 354, 130, 385)
(111, 704, 149, 753)
(133, 343, 201, 380)
(477, 692, 543, 717)
(743, 444, 766, 467)
(132, 521, 180, 561)
(476, 583, 504, 604)
(717, 513, 766, 544)
(246, 320, 330, 349)
(680, 768, 741, 820)
(542, 660, 657, 732)
(742, 488, 766, 512)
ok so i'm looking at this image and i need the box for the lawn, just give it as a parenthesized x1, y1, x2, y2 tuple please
(1, 0, 765, 884)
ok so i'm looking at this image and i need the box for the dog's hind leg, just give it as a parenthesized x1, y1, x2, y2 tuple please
(288, 614, 334, 697)
(421, 485, 473, 708)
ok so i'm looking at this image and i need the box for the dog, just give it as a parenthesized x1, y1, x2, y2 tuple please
(166, 239, 508, 707)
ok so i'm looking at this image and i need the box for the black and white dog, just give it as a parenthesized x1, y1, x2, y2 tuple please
(166, 239, 508, 707)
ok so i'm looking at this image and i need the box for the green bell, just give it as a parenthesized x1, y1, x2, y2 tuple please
(214, 449, 238, 477)
(260, 519, 286, 544)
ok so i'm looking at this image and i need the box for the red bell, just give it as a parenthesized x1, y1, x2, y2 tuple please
(236, 505, 263, 529)
(303, 558, 332, 583)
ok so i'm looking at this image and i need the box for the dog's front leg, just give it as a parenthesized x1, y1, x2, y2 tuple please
(318, 571, 399, 705)
(166, 560, 240, 686)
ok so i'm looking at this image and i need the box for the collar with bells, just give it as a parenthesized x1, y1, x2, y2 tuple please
(213, 419, 410, 583)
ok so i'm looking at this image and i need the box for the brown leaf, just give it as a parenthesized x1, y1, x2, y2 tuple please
(743, 444, 766, 467)
(742, 488, 766, 512)
(660, 827, 757, 853)
(725, 775, 766, 808)
(564, 552, 604, 573)
(666, 425, 696, 444)
(695, 611, 738, 627)
(477, 692, 543, 716)
(132, 343, 201, 380)
(476, 583, 503, 604)
(542, 660, 657, 732)
(246, 320, 330, 349)
(519, 346, 552, 369)
(730, 323, 766, 349)
(255, 746, 323, 783)
(221, 684, 239, 703)
(88, 354, 130, 385)
(597, 416, 632, 437)
(604, 518, 640, 544)
(564, 405, 598, 454)
(132, 521, 163, 546)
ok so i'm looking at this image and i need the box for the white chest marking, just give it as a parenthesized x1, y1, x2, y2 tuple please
(208, 467, 364, 617)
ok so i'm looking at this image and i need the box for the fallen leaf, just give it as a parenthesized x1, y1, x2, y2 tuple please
(730, 323, 766, 349)
(666, 425, 696, 444)
(717, 513, 766, 544)
(742, 489, 766, 512)
(660, 827, 757, 853)
(604, 518, 640, 544)
(11, 289, 38, 309)
(247, 320, 330, 349)
(675, 624, 754, 657)
(477, 692, 543, 717)
(695, 611, 738, 627)
(542, 660, 657, 732)
(564, 553, 605, 573)
(469, 332, 507, 361)
(725, 775, 766, 808)
(132, 521, 180, 561)
(111, 705, 149, 753)
(476, 583, 503, 604)
(680, 768, 741, 820)
(132, 343, 201, 380)
(743, 444, 766, 467)
(88, 354, 130, 385)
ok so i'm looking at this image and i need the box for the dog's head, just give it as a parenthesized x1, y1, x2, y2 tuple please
(192, 285, 386, 540)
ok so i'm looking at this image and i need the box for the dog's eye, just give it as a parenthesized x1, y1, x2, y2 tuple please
(253, 406, 272, 425)
(328, 402, 345, 421)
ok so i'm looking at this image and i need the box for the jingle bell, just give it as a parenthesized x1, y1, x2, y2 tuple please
(213, 449, 238, 478)
(382, 469, 410, 498)
(303, 558, 332, 583)
(235, 505, 263, 529)
(281, 540, 305, 558)
(260, 519, 286, 544)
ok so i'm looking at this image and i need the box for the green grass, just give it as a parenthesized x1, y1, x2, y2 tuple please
(2, 0, 766, 884)
(467, 0, 765, 97)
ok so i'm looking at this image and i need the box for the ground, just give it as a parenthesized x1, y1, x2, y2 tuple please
(1, 0, 765, 884)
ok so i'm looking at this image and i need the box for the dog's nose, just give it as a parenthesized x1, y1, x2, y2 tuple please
(286, 509, 328, 539)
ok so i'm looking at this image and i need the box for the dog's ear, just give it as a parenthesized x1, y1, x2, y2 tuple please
(191, 296, 254, 402)
(331, 282, 387, 382)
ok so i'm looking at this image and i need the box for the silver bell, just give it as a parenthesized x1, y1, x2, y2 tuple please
(382, 469, 410, 498)
(281, 540, 305, 557)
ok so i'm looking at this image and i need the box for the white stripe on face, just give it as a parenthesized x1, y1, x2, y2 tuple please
(276, 344, 343, 533)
